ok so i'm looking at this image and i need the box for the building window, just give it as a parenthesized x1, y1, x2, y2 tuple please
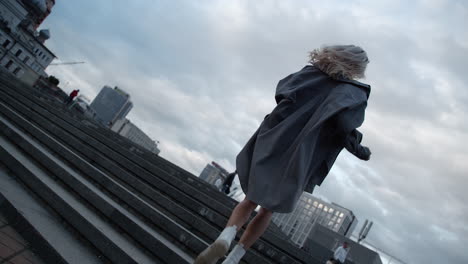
(15, 49, 22, 57)
(23, 56, 30, 64)
(5, 60, 13, 69)
(38, 51, 43, 56)
(13, 67, 21, 75)
(3, 39, 11, 48)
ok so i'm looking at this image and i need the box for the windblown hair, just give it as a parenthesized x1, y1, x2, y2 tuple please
(309, 45, 369, 80)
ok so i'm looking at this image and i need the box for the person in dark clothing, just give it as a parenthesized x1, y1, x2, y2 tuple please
(195, 45, 372, 264)
(65, 89, 79, 105)
(222, 170, 237, 194)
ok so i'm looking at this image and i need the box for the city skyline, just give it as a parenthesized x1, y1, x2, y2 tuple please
(272, 193, 358, 247)
(41, 1, 468, 263)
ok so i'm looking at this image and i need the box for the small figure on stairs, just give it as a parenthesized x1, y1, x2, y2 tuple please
(65, 89, 79, 105)
(221, 170, 237, 195)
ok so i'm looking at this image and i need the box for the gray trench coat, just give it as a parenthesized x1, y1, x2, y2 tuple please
(236, 65, 371, 213)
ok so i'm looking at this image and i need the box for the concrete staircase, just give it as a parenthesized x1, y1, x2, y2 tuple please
(0, 72, 322, 264)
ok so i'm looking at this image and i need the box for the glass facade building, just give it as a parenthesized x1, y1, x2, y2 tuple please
(272, 193, 358, 247)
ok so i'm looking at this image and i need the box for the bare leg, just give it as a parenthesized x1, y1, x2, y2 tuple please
(226, 198, 258, 229)
(238, 207, 272, 249)
(194, 199, 257, 264)
(221, 207, 273, 264)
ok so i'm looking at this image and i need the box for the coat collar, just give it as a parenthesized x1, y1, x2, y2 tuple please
(337, 78, 371, 98)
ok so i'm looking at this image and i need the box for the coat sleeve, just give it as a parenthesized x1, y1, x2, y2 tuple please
(274, 73, 297, 104)
(333, 103, 371, 160)
(344, 129, 371, 160)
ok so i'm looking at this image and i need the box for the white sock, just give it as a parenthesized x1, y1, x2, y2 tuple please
(216, 225, 237, 246)
(222, 244, 246, 264)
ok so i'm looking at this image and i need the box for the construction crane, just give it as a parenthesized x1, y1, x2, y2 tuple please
(49, 62, 86, 66)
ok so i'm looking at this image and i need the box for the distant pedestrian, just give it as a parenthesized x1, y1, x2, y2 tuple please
(328, 242, 350, 264)
(65, 89, 79, 105)
(221, 170, 237, 194)
(195, 45, 372, 264)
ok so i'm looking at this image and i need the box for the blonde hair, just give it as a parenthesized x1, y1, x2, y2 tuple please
(309, 45, 369, 80)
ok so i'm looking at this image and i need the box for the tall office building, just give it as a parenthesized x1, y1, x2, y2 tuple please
(90, 86, 133, 127)
(199, 161, 229, 186)
(272, 193, 358, 248)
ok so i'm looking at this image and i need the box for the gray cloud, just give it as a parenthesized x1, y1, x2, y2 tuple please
(42, 1, 468, 263)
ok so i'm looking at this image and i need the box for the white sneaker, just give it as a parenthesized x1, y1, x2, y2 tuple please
(221, 244, 246, 264)
(194, 226, 237, 264)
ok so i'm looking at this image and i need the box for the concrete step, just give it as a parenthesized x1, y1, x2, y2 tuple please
(0, 115, 187, 263)
(0, 70, 65, 109)
(1, 76, 237, 208)
(0, 101, 219, 262)
(0, 134, 155, 263)
(0, 162, 104, 264)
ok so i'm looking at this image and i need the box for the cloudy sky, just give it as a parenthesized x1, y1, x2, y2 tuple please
(41, 0, 467, 263)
